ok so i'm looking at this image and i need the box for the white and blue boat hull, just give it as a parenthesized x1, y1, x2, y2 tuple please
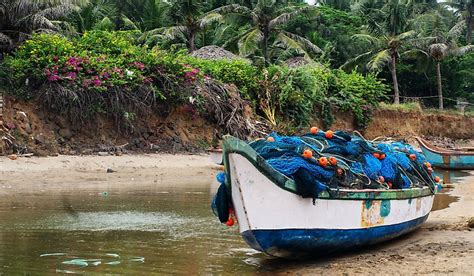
(227, 153, 434, 257)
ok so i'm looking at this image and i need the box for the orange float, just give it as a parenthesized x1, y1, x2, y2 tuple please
(409, 154, 417, 161)
(329, 156, 337, 165)
(318, 157, 328, 167)
(302, 149, 313, 159)
(325, 130, 334, 139)
(310, 126, 318, 134)
(267, 137, 275, 142)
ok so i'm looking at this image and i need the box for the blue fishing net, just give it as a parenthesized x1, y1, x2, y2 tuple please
(247, 132, 435, 197)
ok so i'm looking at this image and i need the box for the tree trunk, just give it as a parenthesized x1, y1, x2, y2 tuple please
(188, 30, 196, 53)
(262, 27, 269, 65)
(389, 54, 400, 104)
(436, 62, 443, 110)
(467, 16, 473, 45)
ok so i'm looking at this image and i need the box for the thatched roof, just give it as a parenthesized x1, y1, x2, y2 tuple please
(284, 56, 323, 68)
(191, 45, 241, 60)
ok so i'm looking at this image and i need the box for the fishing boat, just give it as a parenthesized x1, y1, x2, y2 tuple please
(416, 137, 474, 170)
(221, 136, 435, 258)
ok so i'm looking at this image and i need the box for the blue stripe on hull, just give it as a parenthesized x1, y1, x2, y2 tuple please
(241, 214, 429, 257)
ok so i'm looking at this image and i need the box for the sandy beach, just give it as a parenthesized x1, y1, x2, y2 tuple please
(0, 154, 472, 274)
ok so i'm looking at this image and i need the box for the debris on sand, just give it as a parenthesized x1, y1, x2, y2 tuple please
(468, 217, 474, 228)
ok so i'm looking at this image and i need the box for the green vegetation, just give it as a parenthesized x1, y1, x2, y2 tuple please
(1, 0, 473, 132)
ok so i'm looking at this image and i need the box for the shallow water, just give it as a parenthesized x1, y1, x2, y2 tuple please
(0, 178, 267, 274)
(0, 169, 467, 274)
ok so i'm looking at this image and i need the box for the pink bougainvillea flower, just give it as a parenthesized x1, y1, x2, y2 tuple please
(47, 74, 60, 82)
(66, 72, 77, 80)
(83, 79, 92, 87)
(132, 61, 145, 71)
(92, 76, 102, 86)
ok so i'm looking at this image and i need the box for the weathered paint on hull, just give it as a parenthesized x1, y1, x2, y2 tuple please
(420, 146, 474, 170)
(228, 153, 434, 257)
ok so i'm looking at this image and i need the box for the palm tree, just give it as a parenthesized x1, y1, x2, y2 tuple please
(442, 0, 474, 44)
(0, 0, 88, 52)
(407, 13, 474, 109)
(68, 0, 117, 33)
(343, 0, 414, 104)
(213, 0, 322, 64)
(142, 0, 223, 52)
(115, 0, 170, 31)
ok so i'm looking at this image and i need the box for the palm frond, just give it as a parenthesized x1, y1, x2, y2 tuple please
(396, 30, 416, 41)
(198, 12, 222, 29)
(121, 15, 140, 30)
(238, 28, 263, 56)
(454, 45, 474, 56)
(93, 16, 114, 30)
(367, 49, 391, 72)
(352, 33, 381, 46)
(269, 6, 314, 29)
(209, 4, 251, 15)
(448, 20, 466, 42)
(340, 51, 374, 71)
(279, 31, 322, 54)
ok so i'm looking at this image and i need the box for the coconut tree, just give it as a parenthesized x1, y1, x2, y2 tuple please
(67, 0, 118, 33)
(442, 0, 474, 44)
(0, 0, 88, 52)
(406, 13, 474, 109)
(343, 0, 414, 104)
(142, 0, 226, 52)
(212, 0, 322, 63)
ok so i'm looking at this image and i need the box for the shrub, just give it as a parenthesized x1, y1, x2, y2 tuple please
(329, 70, 389, 128)
(260, 65, 388, 129)
(178, 55, 259, 99)
(1, 31, 198, 129)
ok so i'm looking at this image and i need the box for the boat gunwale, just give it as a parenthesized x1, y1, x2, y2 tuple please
(223, 135, 434, 201)
(416, 137, 474, 156)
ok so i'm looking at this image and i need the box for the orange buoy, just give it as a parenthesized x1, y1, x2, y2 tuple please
(226, 217, 234, 226)
(379, 176, 385, 183)
(373, 153, 380, 159)
(267, 137, 275, 142)
(329, 156, 337, 165)
(310, 126, 318, 134)
(325, 130, 334, 139)
(302, 149, 313, 159)
(424, 162, 431, 168)
(388, 182, 393, 189)
(318, 157, 328, 167)
(379, 153, 386, 160)
(336, 168, 343, 176)
(409, 154, 417, 161)
(434, 176, 440, 183)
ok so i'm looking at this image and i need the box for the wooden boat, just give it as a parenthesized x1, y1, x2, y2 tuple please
(222, 136, 435, 258)
(207, 148, 223, 165)
(416, 137, 474, 170)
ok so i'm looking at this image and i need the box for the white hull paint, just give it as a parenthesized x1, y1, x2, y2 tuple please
(228, 153, 434, 256)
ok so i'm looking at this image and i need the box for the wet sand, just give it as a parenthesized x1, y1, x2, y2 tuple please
(0, 154, 473, 274)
